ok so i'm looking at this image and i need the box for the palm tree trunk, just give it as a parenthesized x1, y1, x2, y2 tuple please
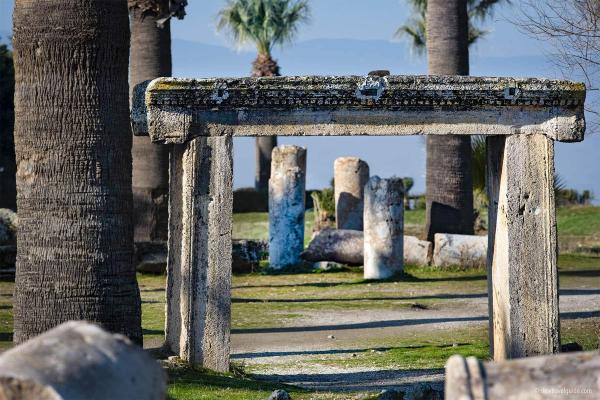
(0, 45, 15, 210)
(425, 0, 474, 242)
(130, 1, 171, 242)
(12, 0, 142, 344)
(252, 53, 279, 193)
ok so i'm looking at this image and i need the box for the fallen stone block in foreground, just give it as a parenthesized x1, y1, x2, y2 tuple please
(433, 233, 487, 268)
(0, 321, 166, 400)
(446, 351, 600, 399)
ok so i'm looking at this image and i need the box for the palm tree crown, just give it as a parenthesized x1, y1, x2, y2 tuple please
(398, 0, 509, 53)
(217, 0, 310, 76)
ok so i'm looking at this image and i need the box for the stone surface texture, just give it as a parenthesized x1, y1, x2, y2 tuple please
(445, 352, 600, 400)
(133, 76, 585, 143)
(432, 233, 487, 268)
(165, 136, 233, 372)
(302, 229, 364, 265)
(0, 321, 166, 400)
(269, 145, 307, 269)
(334, 157, 370, 230)
(487, 134, 559, 360)
(302, 229, 432, 266)
(404, 235, 433, 266)
(364, 177, 404, 280)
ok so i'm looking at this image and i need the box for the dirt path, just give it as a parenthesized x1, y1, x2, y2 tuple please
(231, 290, 600, 391)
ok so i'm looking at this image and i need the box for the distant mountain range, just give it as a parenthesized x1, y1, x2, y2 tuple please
(172, 37, 556, 79)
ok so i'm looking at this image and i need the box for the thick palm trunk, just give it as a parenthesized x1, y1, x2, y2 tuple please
(12, 0, 142, 344)
(253, 53, 279, 193)
(130, 1, 171, 242)
(425, 0, 474, 242)
(0, 45, 15, 210)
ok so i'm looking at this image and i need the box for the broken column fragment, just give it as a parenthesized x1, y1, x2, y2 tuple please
(445, 351, 600, 399)
(302, 230, 432, 266)
(363, 176, 404, 280)
(334, 157, 370, 230)
(269, 145, 307, 269)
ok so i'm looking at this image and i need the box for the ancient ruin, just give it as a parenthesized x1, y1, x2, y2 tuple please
(334, 157, 369, 230)
(132, 74, 586, 368)
(363, 176, 405, 280)
(268, 145, 307, 269)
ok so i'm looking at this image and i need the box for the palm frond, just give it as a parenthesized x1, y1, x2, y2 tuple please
(217, 0, 310, 56)
(468, 0, 510, 22)
(398, 0, 509, 51)
(396, 23, 427, 51)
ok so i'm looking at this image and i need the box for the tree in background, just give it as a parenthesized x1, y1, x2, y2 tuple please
(129, 0, 186, 245)
(402, 177, 414, 210)
(0, 40, 15, 211)
(12, 0, 141, 344)
(218, 0, 310, 193)
(400, 0, 508, 241)
(398, 0, 508, 53)
(519, 0, 600, 130)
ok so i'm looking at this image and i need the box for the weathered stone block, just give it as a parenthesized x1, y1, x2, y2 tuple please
(445, 351, 600, 400)
(0, 321, 166, 400)
(432, 233, 487, 268)
(334, 157, 369, 230)
(404, 235, 433, 266)
(301, 229, 363, 265)
(135, 241, 167, 274)
(302, 230, 432, 266)
(364, 176, 404, 280)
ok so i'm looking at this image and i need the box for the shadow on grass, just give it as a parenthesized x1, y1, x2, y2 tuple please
(232, 343, 471, 360)
(232, 293, 487, 303)
(232, 315, 488, 334)
(167, 366, 306, 394)
(143, 328, 164, 336)
(233, 271, 486, 290)
(559, 269, 600, 277)
(0, 332, 13, 344)
(232, 288, 600, 303)
(251, 368, 444, 392)
(232, 310, 600, 335)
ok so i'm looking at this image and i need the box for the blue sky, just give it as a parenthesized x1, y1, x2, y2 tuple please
(1, 0, 599, 200)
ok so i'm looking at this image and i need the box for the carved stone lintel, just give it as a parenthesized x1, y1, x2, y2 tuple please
(131, 76, 586, 143)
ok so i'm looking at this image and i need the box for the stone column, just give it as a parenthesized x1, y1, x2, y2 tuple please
(165, 136, 233, 373)
(363, 176, 404, 280)
(334, 157, 370, 230)
(269, 145, 307, 269)
(487, 135, 559, 360)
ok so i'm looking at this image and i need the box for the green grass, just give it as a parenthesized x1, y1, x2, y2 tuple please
(0, 208, 598, 399)
(299, 326, 491, 371)
(557, 206, 600, 236)
(167, 366, 369, 400)
(233, 211, 315, 246)
(233, 206, 600, 246)
(0, 280, 12, 350)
